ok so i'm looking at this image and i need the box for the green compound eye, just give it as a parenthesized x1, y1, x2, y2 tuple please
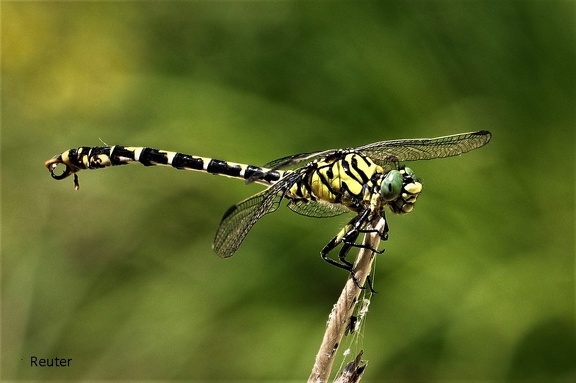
(381, 170, 403, 201)
(402, 166, 415, 179)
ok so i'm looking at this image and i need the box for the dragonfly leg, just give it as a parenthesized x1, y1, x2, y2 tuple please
(357, 215, 389, 240)
(320, 235, 354, 272)
(320, 209, 380, 288)
(341, 209, 385, 255)
(365, 275, 377, 294)
(340, 229, 382, 292)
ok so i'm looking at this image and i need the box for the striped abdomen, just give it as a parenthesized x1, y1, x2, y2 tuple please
(45, 146, 284, 187)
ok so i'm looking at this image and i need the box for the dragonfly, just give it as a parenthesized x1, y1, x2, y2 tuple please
(45, 130, 491, 281)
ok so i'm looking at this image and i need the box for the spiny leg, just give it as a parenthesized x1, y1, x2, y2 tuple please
(338, 232, 381, 293)
(357, 215, 389, 241)
(320, 209, 381, 288)
(320, 216, 360, 272)
(354, 212, 389, 292)
(340, 209, 385, 257)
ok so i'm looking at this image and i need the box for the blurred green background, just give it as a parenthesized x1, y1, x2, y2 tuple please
(2, 1, 574, 381)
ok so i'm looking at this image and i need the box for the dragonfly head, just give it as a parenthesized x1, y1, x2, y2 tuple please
(380, 166, 422, 214)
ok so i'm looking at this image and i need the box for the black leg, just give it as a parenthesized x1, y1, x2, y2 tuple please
(320, 209, 382, 288)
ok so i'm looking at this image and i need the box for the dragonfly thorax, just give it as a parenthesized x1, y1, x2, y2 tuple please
(285, 152, 382, 209)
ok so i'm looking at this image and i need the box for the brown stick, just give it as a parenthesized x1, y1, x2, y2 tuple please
(308, 216, 386, 383)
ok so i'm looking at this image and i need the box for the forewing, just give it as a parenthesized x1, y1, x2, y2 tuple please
(263, 149, 337, 170)
(355, 130, 491, 166)
(213, 173, 300, 258)
(265, 131, 491, 170)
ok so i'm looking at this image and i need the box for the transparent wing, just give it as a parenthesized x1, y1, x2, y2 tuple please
(213, 172, 301, 258)
(263, 149, 337, 170)
(264, 130, 491, 170)
(287, 200, 351, 218)
(355, 130, 492, 166)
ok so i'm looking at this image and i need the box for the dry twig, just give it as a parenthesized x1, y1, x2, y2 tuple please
(308, 216, 386, 383)
(333, 350, 366, 383)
